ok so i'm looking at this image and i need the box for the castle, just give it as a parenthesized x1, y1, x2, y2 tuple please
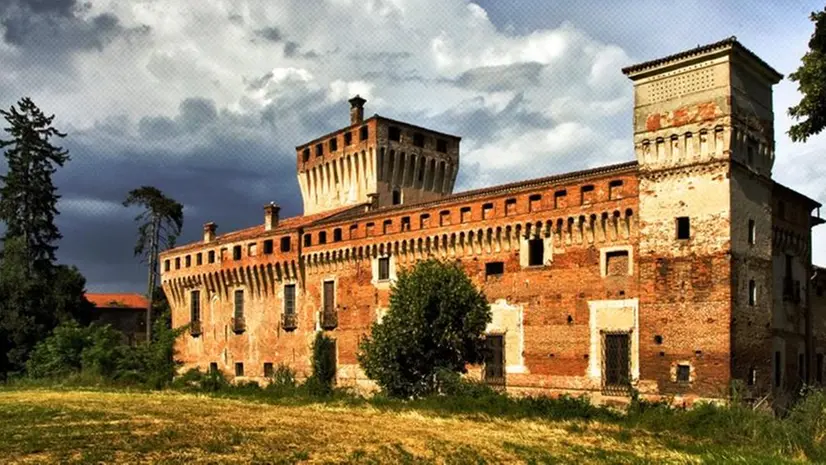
(160, 38, 826, 402)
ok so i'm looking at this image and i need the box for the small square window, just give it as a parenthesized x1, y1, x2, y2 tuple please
(485, 262, 504, 277)
(436, 139, 447, 153)
(383, 220, 392, 234)
(344, 132, 353, 146)
(304, 234, 312, 247)
(609, 180, 624, 200)
(676, 364, 690, 383)
(401, 217, 411, 231)
(460, 206, 471, 223)
(235, 362, 244, 377)
(248, 243, 257, 257)
(378, 257, 390, 281)
(676, 217, 690, 240)
(505, 198, 517, 216)
(318, 231, 327, 244)
(280, 237, 291, 252)
(413, 133, 424, 148)
(554, 190, 567, 208)
(482, 203, 494, 220)
(420, 214, 431, 229)
(528, 194, 542, 212)
(581, 185, 595, 204)
(264, 363, 274, 377)
(263, 240, 274, 254)
(388, 126, 401, 142)
(333, 228, 342, 242)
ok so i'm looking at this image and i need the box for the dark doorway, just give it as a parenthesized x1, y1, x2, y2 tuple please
(484, 334, 505, 388)
(602, 332, 631, 394)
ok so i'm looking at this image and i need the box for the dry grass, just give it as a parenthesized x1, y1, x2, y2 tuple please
(0, 389, 805, 464)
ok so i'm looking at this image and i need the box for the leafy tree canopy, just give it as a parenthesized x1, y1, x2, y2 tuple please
(788, 8, 826, 143)
(357, 259, 492, 398)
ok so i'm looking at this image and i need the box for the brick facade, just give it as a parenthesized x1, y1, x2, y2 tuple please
(160, 38, 825, 402)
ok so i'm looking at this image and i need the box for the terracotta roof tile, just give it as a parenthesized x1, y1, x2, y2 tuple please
(86, 293, 148, 309)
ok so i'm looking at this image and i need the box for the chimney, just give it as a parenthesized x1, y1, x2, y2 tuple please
(349, 95, 366, 125)
(264, 202, 281, 231)
(366, 193, 379, 212)
(203, 222, 217, 243)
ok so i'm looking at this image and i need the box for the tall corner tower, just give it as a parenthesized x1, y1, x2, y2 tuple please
(296, 97, 461, 215)
(622, 37, 783, 395)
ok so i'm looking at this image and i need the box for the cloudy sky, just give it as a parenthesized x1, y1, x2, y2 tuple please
(0, 0, 824, 293)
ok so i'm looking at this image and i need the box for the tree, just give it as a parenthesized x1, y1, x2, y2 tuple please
(0, 98, 83, 378)
(788, 7, 826, 143)
(357, 259, 492, 398)
(0, 97, 70, 275)
(122, 187, 183, 342)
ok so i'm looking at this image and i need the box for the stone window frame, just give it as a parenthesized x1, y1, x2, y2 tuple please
(599, 245, 633, 278)
(190, 289, 201, 323)
(672, 361, 694, 384)
(282, 281, 298, 316)
(372, 254, 396, 289)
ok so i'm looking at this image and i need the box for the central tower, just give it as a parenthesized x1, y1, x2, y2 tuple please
(296, 96, 461, 215)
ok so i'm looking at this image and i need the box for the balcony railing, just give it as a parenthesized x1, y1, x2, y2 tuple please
(282, 312, 298, 331)
(319, 310, 338, 330)
(232, 316, 246, 334)
(190, 320, 202, 337)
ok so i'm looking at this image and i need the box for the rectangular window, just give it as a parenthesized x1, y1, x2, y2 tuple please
(264, 363, 274, 378)
(388, 126, 401, 142)
(304, 234, 312, 247)
(248, 243, 257, 257)
(382, 220, 392, 234)
(748, 219, 755, 245)
(210, 362, 218, 373)
(302, 148, 310, 162)
(333, 228, 342, 242)
(185, 255, 191, 267)
(323, 281, 335, 314)
(175, 257, 181, 269)
(439, 210, 451, 226)
(349, 224, 358, 239)
(401, 217, 411, 231)
(208, 251, 215, 263)
(482, 203, 494, 220)
(676, 217, 690, 240)
(263, 240, 274, 254)
(378, 257, 390, 281)
(485, 262, 504, 277)
(360, 125, 369, 141)
(196, 253, 202, 265)
(366, 222, 375, 236)
(190, 290, 200, 322)
(235, 362, 244, 377)
(318, 231, 327, 244)
(234, 290, 244, 319)
(329, 137, 338, 152)
(284, 284, 296, 315)
(164, 260, 170, 271)
(528, 239, 544, 266)
(420, 214, 431, 229)
(554, 190, 567, 208)
(460, 207, 471, 223)
(436, 139, 447, 153)
(748, 366, 757, 386)
(676, 364, 690, 383)
(609, 180, 624, 200)
(315, 143, 323, 157)
(233, 245, 242, 260)
(413, 133, 424, 148)
(581, 185, 595, 204)
(505, 198, 517, 216)
(221, 248, 227, 261)
(605, 250, 630, 277)
(280, 237, 291, 252)
(344, 132, 352, 146)
(775, 351, 782, 387)
(528, 194, 541, 212)
(748, 279, 756, 306)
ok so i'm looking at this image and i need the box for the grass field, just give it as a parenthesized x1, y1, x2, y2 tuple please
(0, 388, 815, 464)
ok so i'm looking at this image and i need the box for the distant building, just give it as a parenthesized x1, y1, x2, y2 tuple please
(86, 293, 148, 345)
(160, 38, 825, 403)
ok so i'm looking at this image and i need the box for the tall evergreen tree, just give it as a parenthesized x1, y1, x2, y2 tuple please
(123, 186, 183, 342)
(0, 97, 70, 276)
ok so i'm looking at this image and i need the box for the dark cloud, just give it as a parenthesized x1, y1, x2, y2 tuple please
(254, 26, 283, 42)
(455, 62, 545, 92)
(0, 0, 149, 65)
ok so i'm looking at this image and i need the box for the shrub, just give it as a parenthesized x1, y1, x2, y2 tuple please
(785, 389, 826, 460)
(358, 259, 491, 398)
(305, 332, 336, 396)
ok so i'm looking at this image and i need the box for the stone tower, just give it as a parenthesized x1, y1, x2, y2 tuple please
(623, 38, 783, 395)
(296, 96, 461, 215)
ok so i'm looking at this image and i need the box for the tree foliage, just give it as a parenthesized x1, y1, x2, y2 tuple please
(357, 259, 492, 398)
(0, 98, 89, 379)
(123, 186, 183, 342)
(0, 97, 70, 274)
(788, 7, 826, 143)
(305, 332, 337, 396)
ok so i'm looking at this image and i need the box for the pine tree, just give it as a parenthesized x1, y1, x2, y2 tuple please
(0, 97, 70, 276)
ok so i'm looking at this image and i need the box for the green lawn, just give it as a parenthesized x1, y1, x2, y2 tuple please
(0, 389, 812, 464)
